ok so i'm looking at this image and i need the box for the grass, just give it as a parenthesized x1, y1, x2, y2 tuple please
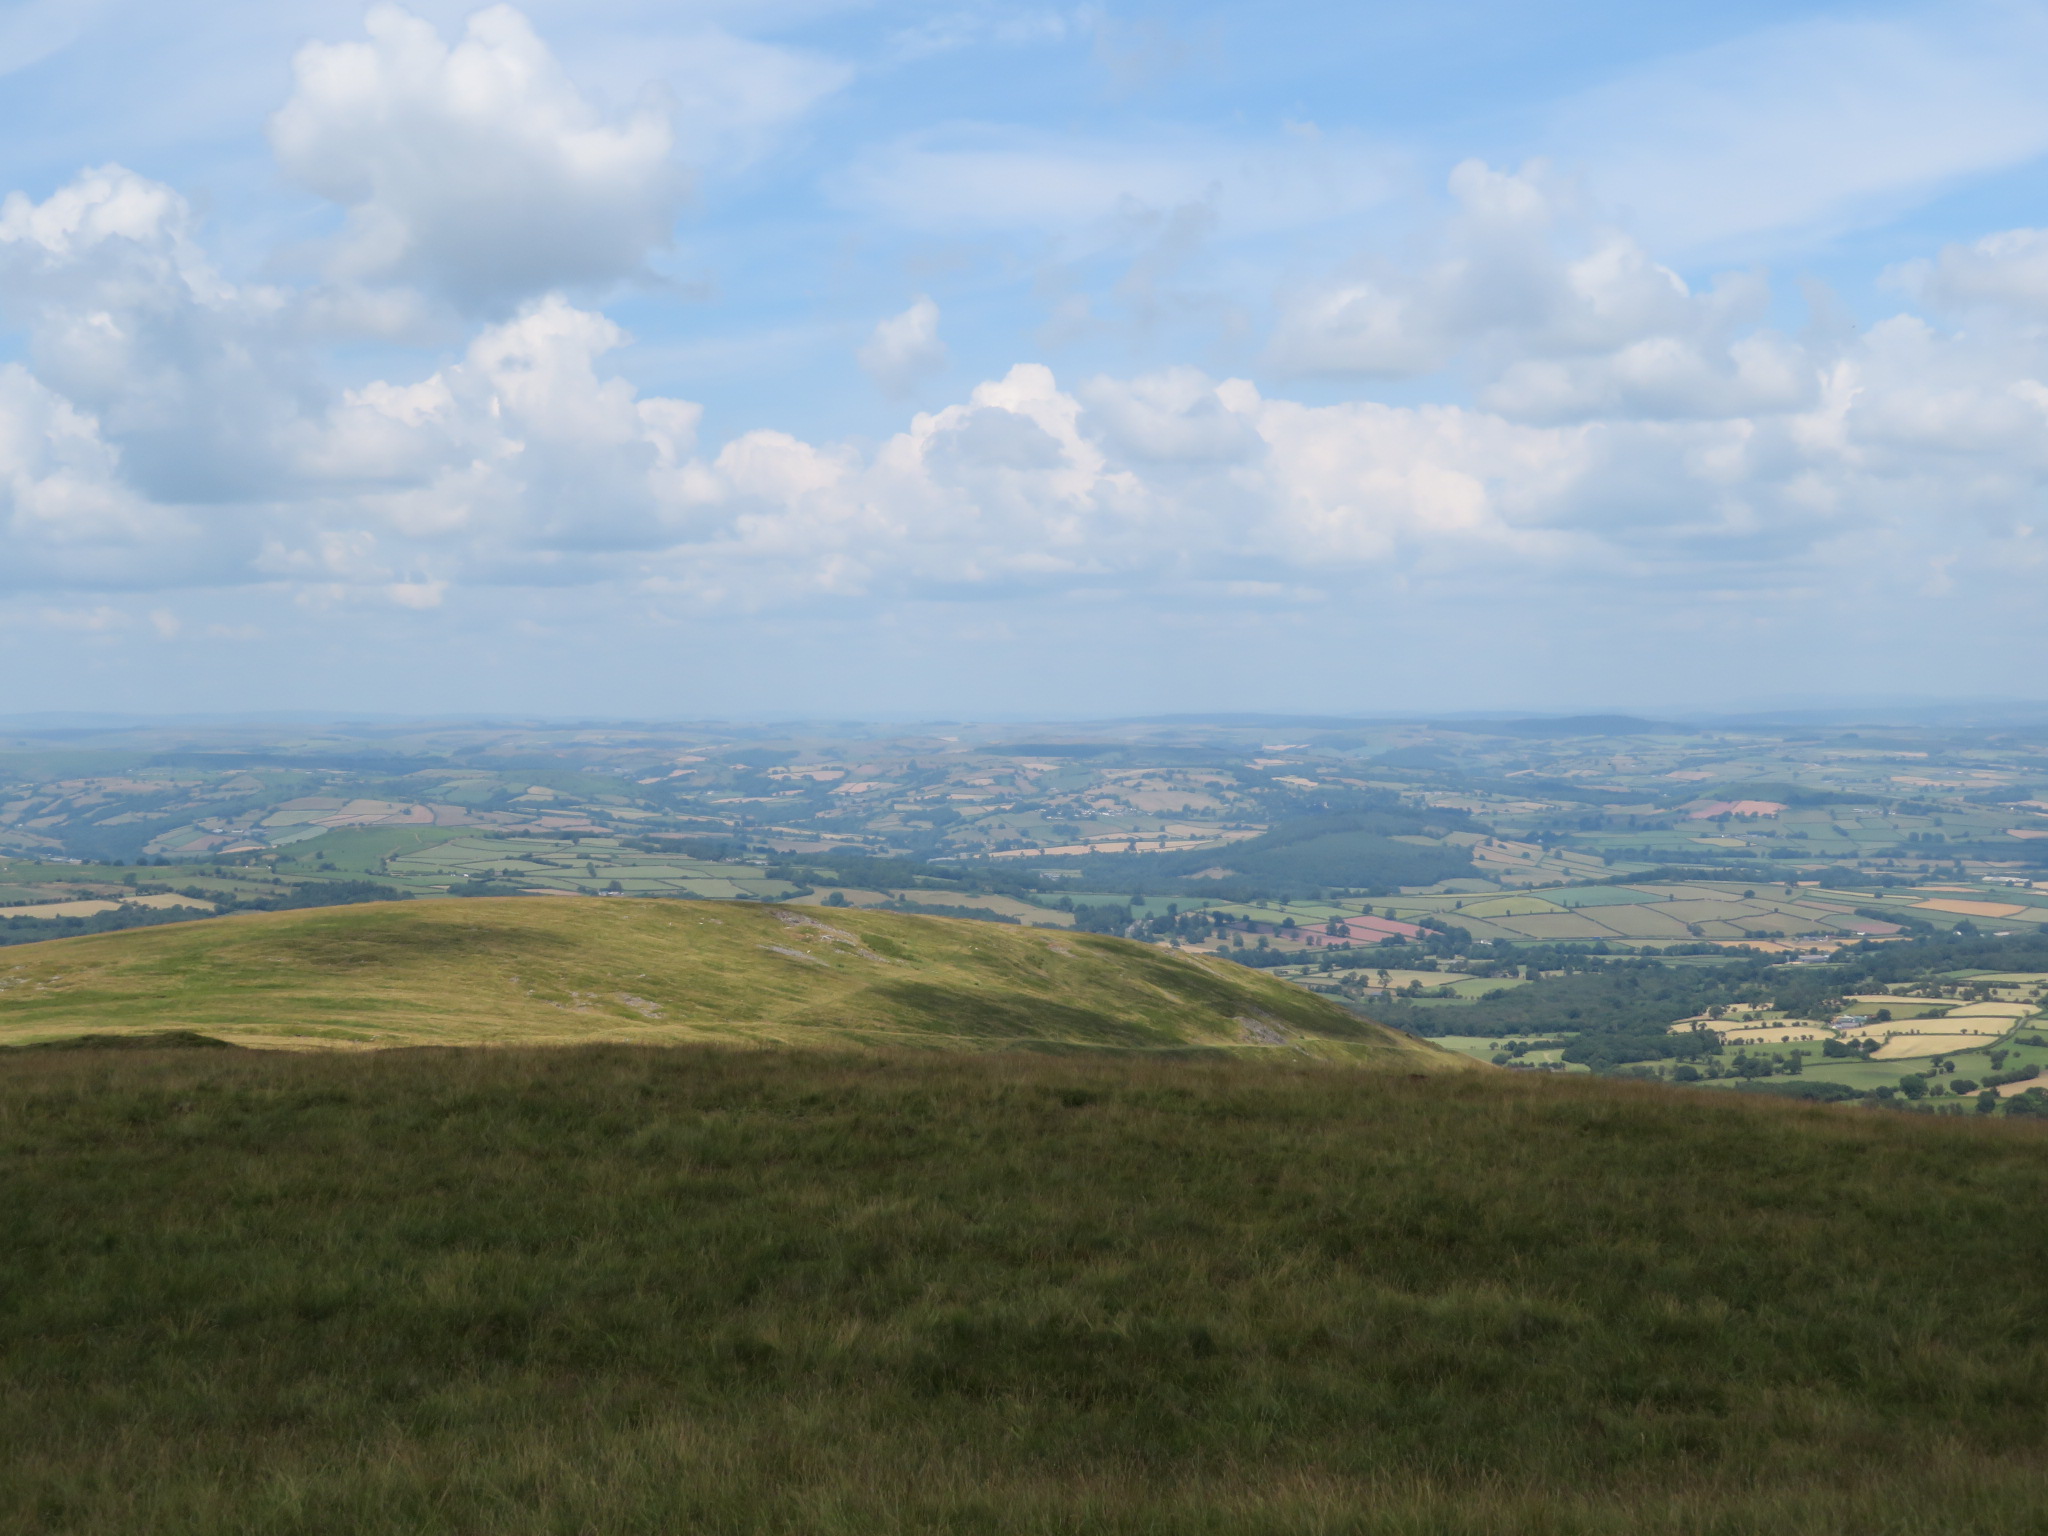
(4, 1045, 2048, 1533)
(0, 898, 1453, 1067)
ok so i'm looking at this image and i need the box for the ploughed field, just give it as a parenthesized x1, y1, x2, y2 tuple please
(0, 897, 1451, 1067)
(5, 1045, 2048, 1534)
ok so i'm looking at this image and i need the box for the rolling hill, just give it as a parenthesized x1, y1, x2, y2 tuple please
(0, 896, 1463, 1066)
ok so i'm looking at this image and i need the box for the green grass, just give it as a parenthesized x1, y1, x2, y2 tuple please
(1690, 1035, 2048, 1095)
(4, 1046, 2048, 1533)
(285, 825, 471, 874)
(0, 898, 1454, 1067)
(375, 834, 805, 899)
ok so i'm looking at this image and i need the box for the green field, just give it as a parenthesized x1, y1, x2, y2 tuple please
(0, 898, 1455, 1067)
(347, 832, 808, 900)
(4, 1046, 2048, 1533)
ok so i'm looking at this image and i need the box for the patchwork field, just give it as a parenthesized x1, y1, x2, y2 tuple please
(1713, 1022, 1833, 1045)
(361, 834, 809, 900)
(1870, 1035, 2000, 1061)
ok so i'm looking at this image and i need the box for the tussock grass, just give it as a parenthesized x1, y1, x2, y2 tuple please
(4, 1046, 2048, 1532)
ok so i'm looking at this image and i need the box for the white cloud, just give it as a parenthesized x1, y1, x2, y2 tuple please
(270, 4, 685, 311)
(838, 122, 1395, 241)
(0, 359, 210, 592)
(1076, 367, 1259, 463)
(0, 231, 2042, 621)
(386, 579, 446, 608)
(0, 165, 316, 506)
(277, 293, 707, 581)
(1548, 1, 2048, 256)
(9, 67, 2048, 663)
(858, 295, 948, 395)
(886, 6, 1074, 63)
(1906, 227, 2048, 317)
(651, 26, 851, 170)
(1269, 161, 1738, 382)
(1480, 331, 1812, 425)
(0, 0, 101, 78)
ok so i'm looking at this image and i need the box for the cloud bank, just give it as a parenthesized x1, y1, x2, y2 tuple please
(0, 2, 2046, 712)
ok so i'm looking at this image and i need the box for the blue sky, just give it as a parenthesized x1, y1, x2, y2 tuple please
(3, 0, 2048, 717)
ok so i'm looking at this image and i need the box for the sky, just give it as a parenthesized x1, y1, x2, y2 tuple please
(3, 0, 2048, 718)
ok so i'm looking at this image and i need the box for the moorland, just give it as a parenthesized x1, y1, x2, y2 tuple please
(6, 1043, 2048, 1534)
(0, 897, 1448, 1068)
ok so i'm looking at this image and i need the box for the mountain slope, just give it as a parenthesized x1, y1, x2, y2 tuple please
(0, 897, 1464, 1066)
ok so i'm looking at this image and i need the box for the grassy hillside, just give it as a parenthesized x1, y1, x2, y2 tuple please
(0, 897, 1455, 1067)
(4, 1045, 2047, 1533)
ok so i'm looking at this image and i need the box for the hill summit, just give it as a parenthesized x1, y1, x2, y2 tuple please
(0, 897, 1464, 1066)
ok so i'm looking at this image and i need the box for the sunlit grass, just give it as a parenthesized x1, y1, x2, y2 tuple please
(0, 897, 1453, 1069)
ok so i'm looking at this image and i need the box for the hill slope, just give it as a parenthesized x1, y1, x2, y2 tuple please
(3, 1046, 2046, 1532)
(0, 896, 1460, 1066)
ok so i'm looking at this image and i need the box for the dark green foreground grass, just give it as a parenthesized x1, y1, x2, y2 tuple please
(5, 1047, 2048, 1534)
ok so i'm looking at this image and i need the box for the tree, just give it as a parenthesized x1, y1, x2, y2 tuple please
(2007, 1088, 2048, 1119)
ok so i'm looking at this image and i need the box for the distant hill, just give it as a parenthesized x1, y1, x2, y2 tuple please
(1453, 714, 1686, 738)
(0, 897, 1465, 1067)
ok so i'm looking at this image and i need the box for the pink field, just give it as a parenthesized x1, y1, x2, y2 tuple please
(1688, 800, 1785, 820)
(1307, 915, 1424, 943)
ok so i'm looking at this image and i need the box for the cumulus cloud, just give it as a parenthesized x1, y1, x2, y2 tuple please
(0, 361, 212, 592)
(1907, 227, 2048, 317)
(1265, 161, 1820, 431)
(858, 295, 948, 395)
(1271, 163, 1742, 381)
(0, 178, 2044, 621)
(0, 165, 321, 506)
(270, 4, 685, 311)
(1077, 367, 1260, 464)
(271, 293, 706, 587)
(9, 69, 2048, 650)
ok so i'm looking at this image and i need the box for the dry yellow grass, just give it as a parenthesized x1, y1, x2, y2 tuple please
(1873, 1034, 2004, 1060)
(1714, 1024, 1832, 1045)
(0, 899, 122, 919)
(0, 897, 1470, 1070)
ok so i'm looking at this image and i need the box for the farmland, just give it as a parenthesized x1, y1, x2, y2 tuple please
(10, 711, 2048, 1105)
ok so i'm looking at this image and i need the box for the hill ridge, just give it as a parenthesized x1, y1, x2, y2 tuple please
(0, 895, 1465, 1068)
